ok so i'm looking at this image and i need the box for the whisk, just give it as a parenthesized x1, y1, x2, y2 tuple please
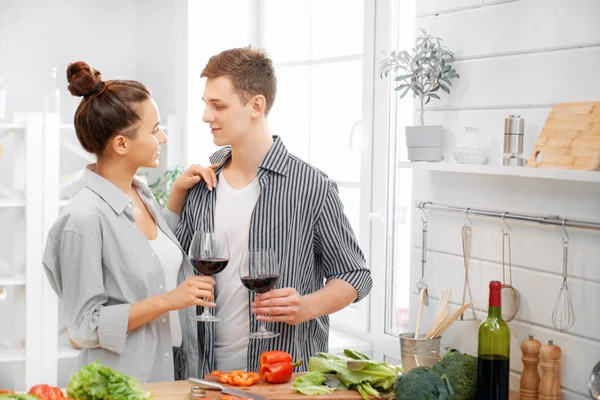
(551, 220, 575, 332)
(416, 204, 429, 306)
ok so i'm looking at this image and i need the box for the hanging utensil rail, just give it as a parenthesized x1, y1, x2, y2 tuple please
(415, 201, 600, 231)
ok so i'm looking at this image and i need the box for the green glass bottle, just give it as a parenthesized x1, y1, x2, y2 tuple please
(476, 280, 511, 400)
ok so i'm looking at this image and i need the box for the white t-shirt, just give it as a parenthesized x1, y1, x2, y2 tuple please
(149, 227, 183, 347)
(214, 174, 260, 371)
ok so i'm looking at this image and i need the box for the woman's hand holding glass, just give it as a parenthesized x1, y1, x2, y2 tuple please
(164, 275, 216, 310)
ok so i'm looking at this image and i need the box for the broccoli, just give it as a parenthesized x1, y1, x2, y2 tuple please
(432, 349, 478, 400)
(393, 366, 454, 400)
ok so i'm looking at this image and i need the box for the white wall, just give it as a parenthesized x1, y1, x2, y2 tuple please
(407, 0, 600, 398)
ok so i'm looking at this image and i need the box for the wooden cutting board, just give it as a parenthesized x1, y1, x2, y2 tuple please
(527, 101, 600, 170)
(143, 373, 366, 399)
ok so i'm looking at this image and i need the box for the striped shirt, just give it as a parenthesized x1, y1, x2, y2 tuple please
(171, 136, 372, 374)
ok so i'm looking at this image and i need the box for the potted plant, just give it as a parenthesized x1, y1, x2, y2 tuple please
(380, 30, 459, 161)
(0, 74, 6, 120)
(149, 166, 184, 207)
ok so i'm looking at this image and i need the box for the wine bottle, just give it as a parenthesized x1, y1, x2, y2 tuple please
(476, 280, 511, 400)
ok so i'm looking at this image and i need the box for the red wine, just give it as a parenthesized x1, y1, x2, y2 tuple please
(476, 355, 510, 400)
(241, 274, 279, 293)
(476, 281, 511, 400)
(190, 258, 229, 276)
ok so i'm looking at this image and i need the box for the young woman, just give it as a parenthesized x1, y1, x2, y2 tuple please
(42, 61, 215, 382)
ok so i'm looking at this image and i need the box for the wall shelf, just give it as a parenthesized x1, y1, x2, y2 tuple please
(0, 275, 26, 286)
(397, 161, 600, 184)
(0, 199, 26, 208)
(0, 348, 25, 363)
(57, 345, 80, 360)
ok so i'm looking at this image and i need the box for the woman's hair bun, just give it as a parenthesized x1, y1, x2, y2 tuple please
(66, 61, 103, 97)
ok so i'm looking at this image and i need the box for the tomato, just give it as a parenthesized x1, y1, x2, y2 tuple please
(28, 384, 66, 400)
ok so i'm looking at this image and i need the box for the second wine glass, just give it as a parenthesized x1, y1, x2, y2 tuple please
(189, 231, 229, 322)
(239, 248, 280, 339)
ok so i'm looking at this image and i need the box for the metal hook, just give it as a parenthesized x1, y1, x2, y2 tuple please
(562, 219, 570, 245)
(501, 212, 512, 235)
(420, 202, 429, 224)
(464, 208, 473, 227)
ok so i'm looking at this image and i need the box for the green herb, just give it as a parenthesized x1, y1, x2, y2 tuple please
(292, 371, 336, 396)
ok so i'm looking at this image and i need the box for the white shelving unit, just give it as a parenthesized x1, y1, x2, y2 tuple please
(0, 113, 45, 390)
(397, 160, 600, 183)
(1, 112, 182, 390)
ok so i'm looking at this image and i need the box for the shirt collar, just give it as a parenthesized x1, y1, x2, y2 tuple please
(209, 135, 289, 177)
(84, 164, 152, 215)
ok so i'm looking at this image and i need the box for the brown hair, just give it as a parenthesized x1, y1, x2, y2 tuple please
(201, 46, 277, 115)
(67, 61, 151, 154)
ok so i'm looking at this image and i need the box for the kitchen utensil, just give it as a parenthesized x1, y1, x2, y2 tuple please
(589, 360, 600, 399)
(425, 308, 449, 339)
(432, 303, 473, 339)
(500, 213, 520, 322)
(520, 334, 542, 400)
(189, 386, 205, 398)
(503, 114, 525, 166)
(527, 101, 600, 171)
(539, 340, 561, 400)
(435, 288, 451, 318)
(399, 332, 441, 373)
(460, 210, 477, 321)
(188, 378, 268, 400)
(417, 206, 429, 306)
(414, 287, 428, 339)
(551, 220, 575, 332)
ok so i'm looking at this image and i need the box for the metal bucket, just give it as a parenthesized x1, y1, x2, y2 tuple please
(399, 332, 441, 373)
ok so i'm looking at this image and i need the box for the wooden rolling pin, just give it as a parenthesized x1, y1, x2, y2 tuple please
(519, 334, 541, 400)
(539, 339, 562, 400)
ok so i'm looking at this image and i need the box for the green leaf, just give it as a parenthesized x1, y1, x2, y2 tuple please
(429, 93, 441, 100)
(394, 74, 413, 82)
(400, 86, 411, 98)
(439, 84, 450, 94)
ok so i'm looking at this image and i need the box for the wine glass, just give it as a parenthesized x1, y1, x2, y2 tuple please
(239, 248, 280, 339)
(189, 231, 229, 322)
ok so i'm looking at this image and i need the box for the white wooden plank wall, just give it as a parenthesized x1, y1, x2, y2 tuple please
(408, 0, 600, 398)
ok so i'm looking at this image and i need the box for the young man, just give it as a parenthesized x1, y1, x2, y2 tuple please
(169, 46, 372, 374)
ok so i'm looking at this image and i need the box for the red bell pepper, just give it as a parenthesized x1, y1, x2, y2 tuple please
(259, 351, 302, 384)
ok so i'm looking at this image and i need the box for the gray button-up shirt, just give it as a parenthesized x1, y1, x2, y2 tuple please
(42, 165, 200, 382)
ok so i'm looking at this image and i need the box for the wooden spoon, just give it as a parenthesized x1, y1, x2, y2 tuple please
(432, 303, 474, 339)
(414, 288, 428, 339)
(425, 308, 449, 339)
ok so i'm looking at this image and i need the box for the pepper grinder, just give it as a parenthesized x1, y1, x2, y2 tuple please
(503, 114, 525, 166)
(539, 339, 562, 400)
(520, 334, 541, 399)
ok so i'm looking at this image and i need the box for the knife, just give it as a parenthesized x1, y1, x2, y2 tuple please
(188, 377, 268, 400)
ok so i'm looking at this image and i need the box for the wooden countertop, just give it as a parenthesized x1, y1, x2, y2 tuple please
(140, 374, 521, 399)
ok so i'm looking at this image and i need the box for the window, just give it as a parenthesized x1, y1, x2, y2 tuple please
(259, 0, 374, 335)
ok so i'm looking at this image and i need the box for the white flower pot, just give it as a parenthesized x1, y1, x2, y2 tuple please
(405, 125, 443, 161)
(0, 89, 6, 120)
